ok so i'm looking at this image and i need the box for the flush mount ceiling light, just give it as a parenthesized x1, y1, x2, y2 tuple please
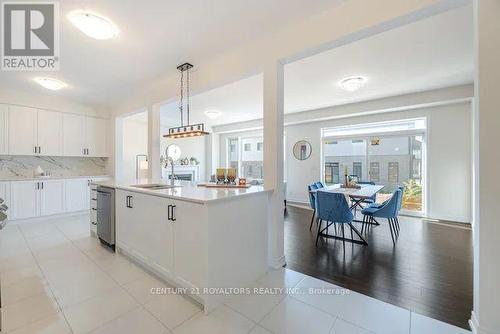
(34, 77, 67, 90)
(204, 110, 221, 119)
(164, 63, 209, 139)
(69, 11, 119, 40)
(338, 76, 368, 92)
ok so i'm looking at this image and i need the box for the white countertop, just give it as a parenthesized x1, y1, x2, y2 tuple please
(0, 175, 111, 182)
(93, 178, 270, 204)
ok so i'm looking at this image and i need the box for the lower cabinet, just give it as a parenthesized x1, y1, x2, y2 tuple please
(40, 180, 65, 216)
(10, 180, 65, 219)
(10, 181, 39, 219)
(65, 179, 90, 212)
(116, 191, 174, 276)
(116, 190, 204, 288)
(6, 177, 109, 221)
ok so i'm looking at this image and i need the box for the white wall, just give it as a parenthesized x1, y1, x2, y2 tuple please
(122, 116, 148, 181)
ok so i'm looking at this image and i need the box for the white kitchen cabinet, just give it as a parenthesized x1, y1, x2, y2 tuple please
(116, 191, 174, 276)
(65, 178, 90, 212)
(10, 180, 39, 219)
(63, 113, 107, 157)
(8, 106, 37, 155)
(37, 109, 63, 156)
(0, 104, 8, 154)
(63, 113, 87, 156)
(39, 180, 65, 216)
(171, 199, 205, 288)
(86, 117, 107, 157)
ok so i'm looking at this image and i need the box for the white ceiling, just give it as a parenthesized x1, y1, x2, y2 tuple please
(0, 0, 339, 109)
(160, 4, 473, 128)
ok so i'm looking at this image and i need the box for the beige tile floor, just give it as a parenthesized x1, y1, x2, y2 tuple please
(1, 214, 471, 334)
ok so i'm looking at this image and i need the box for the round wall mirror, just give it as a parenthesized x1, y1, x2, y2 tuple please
(166, 144, 182, 161)
(293, 140, 312, 160)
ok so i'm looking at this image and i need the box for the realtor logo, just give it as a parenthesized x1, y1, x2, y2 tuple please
(1, 1, 59, 71)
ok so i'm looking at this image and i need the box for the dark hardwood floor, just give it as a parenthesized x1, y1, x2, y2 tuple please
(284, 205, 473, 330)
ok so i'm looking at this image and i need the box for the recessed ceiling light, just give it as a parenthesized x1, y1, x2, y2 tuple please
(204, 110, 221, 119)
(339, 76, 368, 92)
(34, 77, 67, 90)
(69, 11, 119, 40)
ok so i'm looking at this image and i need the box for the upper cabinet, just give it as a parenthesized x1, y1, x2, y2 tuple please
(37, 109, 63, 156)
(86, 117, 107, 157)
(63, 113, 88, 156)
(63, 114, 107, 157)
(8, 105, 37, 155)
(0, 105, 8, 155)
(5, 104, 108, 157)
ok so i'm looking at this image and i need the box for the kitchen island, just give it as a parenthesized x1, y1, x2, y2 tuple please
(93, 179, 271, 312)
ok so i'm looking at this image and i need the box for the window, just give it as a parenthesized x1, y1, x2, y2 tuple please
(388, 162, 399, 183)
(324, 162, 340, 185)
(369, 162, 380, 182)
(226, 136, 263, 180)
(353, 162, 362, 179)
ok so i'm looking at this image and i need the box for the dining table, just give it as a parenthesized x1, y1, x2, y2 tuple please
(310, 183, 385, 224)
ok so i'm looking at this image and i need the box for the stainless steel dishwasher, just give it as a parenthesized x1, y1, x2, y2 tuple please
(96, 186, 115, 249)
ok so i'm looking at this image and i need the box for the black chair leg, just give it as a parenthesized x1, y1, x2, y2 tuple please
(341, 223, 346, 252)
(361, 215, 365, 234)
(315, 219, 322, 246)
(309, 209, 316, 231)
(333, 222, 337, 235)
(388, 218, 395, 245)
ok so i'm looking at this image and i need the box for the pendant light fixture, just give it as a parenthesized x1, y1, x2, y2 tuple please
(164, 63, 209, 139)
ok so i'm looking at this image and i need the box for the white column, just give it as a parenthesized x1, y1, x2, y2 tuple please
(263, 60, 285, 269)
(148, 103, 162, 179)
(471, 1, 500, 333)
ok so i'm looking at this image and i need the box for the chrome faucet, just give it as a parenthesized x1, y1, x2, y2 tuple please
(169, 157, 176, 185)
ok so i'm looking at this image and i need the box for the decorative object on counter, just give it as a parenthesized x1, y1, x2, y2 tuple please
(210, 174, 216, 183)
(216, 168, 226, 184)
(190, 157, 199, 165)
(227, 168, 236, 184)
(164, 63, 209, 139)
(238, 177, 247, 186)
(180, 157, 190, 165)
(33, 165, 50, 177)
(293, 140, 312, 160)
(197, 182, 251, 189)
(135, 154, 148, 179)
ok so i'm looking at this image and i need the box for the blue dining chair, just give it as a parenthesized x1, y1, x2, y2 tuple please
(316, 191, 367, 251)
(361, 188, 402, 245)
(315, 181, 324, 189)
(308, 183, 319, 230)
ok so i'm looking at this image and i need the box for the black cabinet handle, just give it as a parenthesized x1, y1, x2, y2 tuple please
(170, 205, 176, 222)
(126, 196, 130, 208)
(41, 182, 43, 190)
(167, 205, 172, 221)
(126, 196, 133, 208)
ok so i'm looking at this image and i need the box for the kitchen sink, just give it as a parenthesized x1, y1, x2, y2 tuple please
(130, 183, 180, 190)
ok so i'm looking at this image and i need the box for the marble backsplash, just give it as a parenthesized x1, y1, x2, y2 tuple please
(0, 156, 107, 179)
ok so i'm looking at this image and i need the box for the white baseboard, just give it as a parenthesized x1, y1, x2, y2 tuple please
(269, 254, 286, 269)
(8, 210, 89, 224)
(469, 311, 500, 334)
